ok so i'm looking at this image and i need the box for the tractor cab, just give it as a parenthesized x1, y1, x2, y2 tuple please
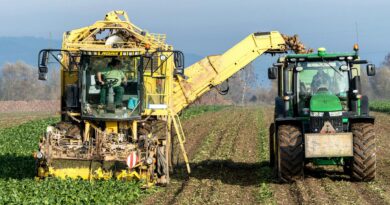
(269, 47, 376, 128)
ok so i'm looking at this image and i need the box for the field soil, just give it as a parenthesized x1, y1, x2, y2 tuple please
(141, 107, 390, 205)
(0, 100, 59, 128)
(0, 100, 59, 113)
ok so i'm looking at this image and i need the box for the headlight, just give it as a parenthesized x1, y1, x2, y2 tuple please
(310, 112, 324, 117)
(329, 111, 343, 117)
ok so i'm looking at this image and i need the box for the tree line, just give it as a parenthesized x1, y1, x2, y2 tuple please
(0, 61, 60, 101)
(0, 55, 389, 103)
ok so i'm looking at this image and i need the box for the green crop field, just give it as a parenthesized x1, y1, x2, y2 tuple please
(0, 118, 153, 204)
(0, 106, 225, 204)
(370, 100, 390, 114)
(180, 105, 228, 120)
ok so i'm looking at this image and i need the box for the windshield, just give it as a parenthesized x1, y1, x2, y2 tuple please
(81, 55, 141, 120)
(298, 61, 349, 97)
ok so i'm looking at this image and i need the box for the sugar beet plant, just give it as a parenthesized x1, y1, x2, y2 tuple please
(0, 118, 151, 204)
(369, 100, 390, 114)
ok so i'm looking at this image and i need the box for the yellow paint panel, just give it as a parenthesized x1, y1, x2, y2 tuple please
(172, 31, 286, 114)
(105, 121, 118, 133)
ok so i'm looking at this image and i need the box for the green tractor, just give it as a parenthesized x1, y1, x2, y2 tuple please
(268, 46, 377, 182)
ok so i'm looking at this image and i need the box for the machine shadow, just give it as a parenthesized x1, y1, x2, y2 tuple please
(0, 154, 36, 179)
(304, 166, 351, 182)
(171, 159, 277, 187)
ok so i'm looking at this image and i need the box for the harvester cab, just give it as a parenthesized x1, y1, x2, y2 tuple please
(269, 46, 377, 182)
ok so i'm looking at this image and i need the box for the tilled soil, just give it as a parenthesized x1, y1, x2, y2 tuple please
(141, 107, 390, 205)
(267, 109, 390, 205)
(143, 107, 267, 205)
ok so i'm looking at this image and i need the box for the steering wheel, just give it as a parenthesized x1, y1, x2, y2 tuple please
(104, 78, 119, 87)
(317, 87, 329, 92)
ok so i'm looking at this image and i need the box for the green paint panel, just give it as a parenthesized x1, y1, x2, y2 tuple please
(312, 158, 344, 166)
(310, 92, 342, 112)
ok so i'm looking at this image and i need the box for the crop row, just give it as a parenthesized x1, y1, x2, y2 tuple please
(369, 100, 390, 114)
(180, 105, 229, 120)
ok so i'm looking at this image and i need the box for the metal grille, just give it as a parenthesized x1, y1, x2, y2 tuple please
(310, 116, 343, 133)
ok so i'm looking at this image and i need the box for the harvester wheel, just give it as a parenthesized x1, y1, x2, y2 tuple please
(351, 123, 376, 181)
(277, 124, 304, 182)
(157, 144, 169, 185)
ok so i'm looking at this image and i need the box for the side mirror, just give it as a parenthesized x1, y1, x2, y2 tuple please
(38, 50, 49, 80)
(174, 51, 185, 76)
(366, 64, 376, 76)
(268, 67, 277, 79)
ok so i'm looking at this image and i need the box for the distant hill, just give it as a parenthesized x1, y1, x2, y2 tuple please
(0, 36, 203, 67)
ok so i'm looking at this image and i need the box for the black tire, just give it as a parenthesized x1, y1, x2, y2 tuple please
(351, 123, 376, 181)
(343, 158, 352, 176)
(157, 144, 169, 185)
(277, 124, 304, 182)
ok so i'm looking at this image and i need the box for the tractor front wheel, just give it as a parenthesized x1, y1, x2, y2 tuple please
(350, 123, 376, 181)
(277, 124, 304, 182)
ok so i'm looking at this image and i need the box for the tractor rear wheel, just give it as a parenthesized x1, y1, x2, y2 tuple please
(351, 123, 376, 181)
(277, 124, 304, 182)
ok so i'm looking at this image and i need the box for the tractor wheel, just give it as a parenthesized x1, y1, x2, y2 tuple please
(277, 124, 304, 182)
(351, 123, 376, 181)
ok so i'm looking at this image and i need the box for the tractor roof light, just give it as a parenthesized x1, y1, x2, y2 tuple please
(318, 47, 326, 57)
(295, 66, 303, 72)
(353, 43, 359, 51)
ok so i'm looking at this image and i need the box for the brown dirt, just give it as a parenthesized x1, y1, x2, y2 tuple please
(0, 100, 59, 128)
(0, 100, 59, 113)
(141, 107, 390, 205)
(265, 108, 390, 205)
(143, 107, 265, 205)
(0, 112, 57, 128)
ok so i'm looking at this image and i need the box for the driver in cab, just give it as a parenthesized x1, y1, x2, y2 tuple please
(97, 59, 127, 108)
(311, 69, 331, 93)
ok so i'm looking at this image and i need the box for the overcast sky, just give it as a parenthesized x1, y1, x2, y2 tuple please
(1, 0, 389, 65)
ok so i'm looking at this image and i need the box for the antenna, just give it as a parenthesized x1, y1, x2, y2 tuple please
(355, 22, 359, 45)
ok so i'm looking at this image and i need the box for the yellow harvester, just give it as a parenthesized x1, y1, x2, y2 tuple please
(35, 10, 305, 186)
